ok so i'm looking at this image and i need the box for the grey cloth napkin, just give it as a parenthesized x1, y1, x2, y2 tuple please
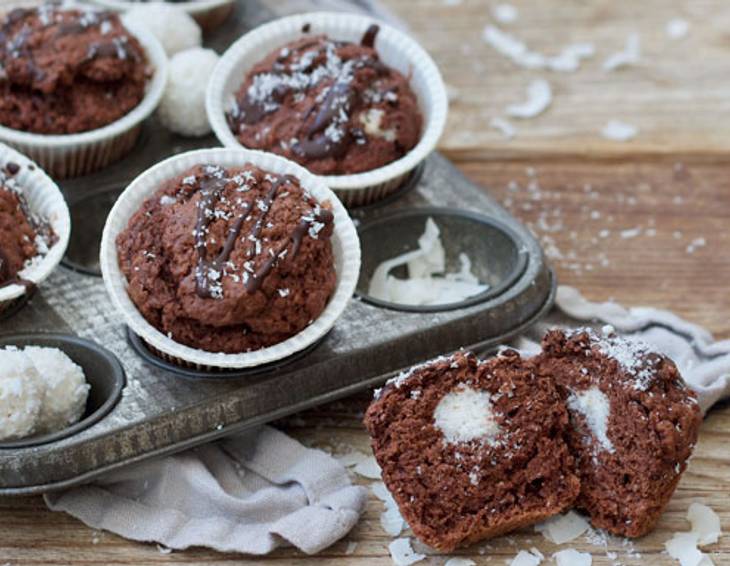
(45, 426, 367, 555)
(515, 286, 730, 414)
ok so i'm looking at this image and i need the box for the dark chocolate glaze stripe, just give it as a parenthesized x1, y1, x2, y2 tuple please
(232, 25, 383, 161)
(193, 168, 333, 298)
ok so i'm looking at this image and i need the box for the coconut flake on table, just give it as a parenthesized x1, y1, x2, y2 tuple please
(389, 537, 426, 566)
(553, 549, 592, 566)
(535, 510, 591, 544)
(665, 502, 722, 566)
(603, 32, 640, 71)
(482, 25, 594, 72)
(335, 450, 370, 468)
(492, 4, 518, 24)
(445, 559, 476, 566)
(666, 18, 690, 40)
(506, 79, 552, 119)
(371, 482, 406, 536)
(601, 120, 638, 142)
(367, 218, 489, 306)
(510, 549, 543, 566)
(353, 455, 382, 479)
(490, 116, 516, 139)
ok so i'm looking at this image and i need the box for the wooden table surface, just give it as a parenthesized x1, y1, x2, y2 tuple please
(2, 1, 729, 564)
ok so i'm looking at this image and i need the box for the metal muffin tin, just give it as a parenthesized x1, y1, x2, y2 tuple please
(0, 3, 555, 495)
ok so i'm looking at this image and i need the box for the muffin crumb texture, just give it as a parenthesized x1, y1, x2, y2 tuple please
(227, 25, 422, 175)
(0, 2, 148, 135)
(116, 163, 337, 353)
(0, 161, 55, 289)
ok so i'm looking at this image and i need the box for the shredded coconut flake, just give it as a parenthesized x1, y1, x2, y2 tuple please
(602, 120, 638, 141)
(666, 18, 690, 40)
(389, 538, 426, 566)
(506, 79, 552, 119)
(490, 116, 516, 139)
(353, 455, 381, 479)
(535, 511, 591, 544)
(603, 33, 640, 71)
(553, 549, 592, 566)
(493, 4, 518, 24)
(510, 550, 542, 566)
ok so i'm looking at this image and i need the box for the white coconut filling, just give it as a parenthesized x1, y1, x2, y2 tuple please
(434, 385, 500, 445)
(568, 387, 615, 453)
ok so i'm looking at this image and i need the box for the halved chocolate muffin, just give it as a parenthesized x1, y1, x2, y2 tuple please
(115, 163, 337, 353)
(539, 328, 702, 537)
(226, 26, 422, 176)
(364, 350, 580, 551)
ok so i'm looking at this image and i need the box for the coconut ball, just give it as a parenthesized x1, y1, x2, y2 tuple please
(0, 348, 44, 441)
(158, 47, 220, 137)
(25, 346, 90, 433)
(123, 2, 202, 57)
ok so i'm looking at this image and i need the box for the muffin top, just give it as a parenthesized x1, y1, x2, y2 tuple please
(0, 2, 148, 135)
(0, 161, 55, 289)
(115, 163, 338, 354)
(227, 25, 422, 176)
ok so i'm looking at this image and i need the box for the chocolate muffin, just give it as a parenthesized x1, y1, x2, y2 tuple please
(364, 350, 580, 551)
(226, 25, 422, 175)
(0, 3, 149, 135)
(539, 327, 702, 538)
(0, 161, 55, 290)
(115, 163, 337, 354)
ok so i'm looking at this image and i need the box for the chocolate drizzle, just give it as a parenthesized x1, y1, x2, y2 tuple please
(192, 167, 333, 299)
(230, 25, 387, 161)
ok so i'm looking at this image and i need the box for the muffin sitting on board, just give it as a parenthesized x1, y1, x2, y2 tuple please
(115, 163, 337, 354)
(539, 327, 702, 538)
(364, 350, 581, 552)
(365, 328, 701, 550)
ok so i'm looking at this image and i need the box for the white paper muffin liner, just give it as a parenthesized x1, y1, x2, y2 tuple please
(0, 5, 168, 180)
(0, 143, 71, 306)
(206, 12, 448, 207)
(90, 0, 235, 30)
(100, 147, 361, 370)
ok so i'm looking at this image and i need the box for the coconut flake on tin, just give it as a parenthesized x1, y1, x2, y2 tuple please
(535, 511, 591, 544)
(602, 120, 638, 141)
(389, 538, 426, 566)
(367, 218, 488, 306)
(506, 79, 552, 119)
(603, 33, 640, 71)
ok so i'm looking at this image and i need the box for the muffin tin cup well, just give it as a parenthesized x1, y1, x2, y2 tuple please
(356, 208, 529, 312)
(99, 147, 361, 370)
(0, 7, 168, 180)
(0, 143, 71, 310)
(90, 0, 235, 31)
(0, 334, 126, 449)
(206, 11, 449, 207)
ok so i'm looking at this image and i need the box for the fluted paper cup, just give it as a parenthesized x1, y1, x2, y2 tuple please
(90, 0, 235, 31)
(100, 147, 361, 370)
(206, 12, 448, 207)
(0, 143, 71, 311)
(0, 5, 168, 180)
